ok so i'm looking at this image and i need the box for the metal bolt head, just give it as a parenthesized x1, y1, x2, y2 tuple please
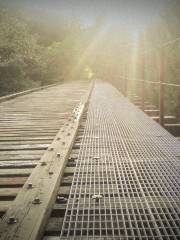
(67, 162, 76, 167)
(56, 153, 61, 157)
(8, 216, 17, 224)
(27, 183, 33, 189)
(32, 197, 41, 204)
(92, 194, 103, 203)
(56, 196, 67, 204)
(41, 162, 47, 166)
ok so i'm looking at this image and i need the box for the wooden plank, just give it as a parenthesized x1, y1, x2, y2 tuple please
(0, 150, 44, 155)
(144, 109, 160, 116)
(0, 137, 53, 142)
(0, 201, 12, 214)
(44, 217, 63, 233)
(0, 160, 38, 167)
(43, 237, 62, 240)
(165, 123, 180, 137)
(0, 83, 92, 240)
(0, 177, 27, 187)
(0, 144, 49, 151)
(0, 84, 56, 103)
(0, 188, 20, 197)
(0, 168, 33, 177)
(151, 115, 176, 124)
(0, 140, 51, 145)
(0, 155, 41, 161)
(64, 167, 74, 174)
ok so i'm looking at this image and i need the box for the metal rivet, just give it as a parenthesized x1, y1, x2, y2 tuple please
(27, 183, 33, 189)
(8, 216, 17, 224)
(57, 153, 61, 157)
(32, 197, 41, 204)
(56, 196, 67, 204)
(41, 162, 47, 166)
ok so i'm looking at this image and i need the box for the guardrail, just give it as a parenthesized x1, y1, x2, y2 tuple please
(119, 35, 180, 126)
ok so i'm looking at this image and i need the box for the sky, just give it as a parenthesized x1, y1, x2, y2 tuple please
(0, 0, 174, 31)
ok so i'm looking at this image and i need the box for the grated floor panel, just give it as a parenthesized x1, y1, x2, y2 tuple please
(60, 81, 180, 240)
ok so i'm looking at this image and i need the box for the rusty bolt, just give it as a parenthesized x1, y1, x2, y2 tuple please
(41, 162, 47, 166)
(27, 183, 33, 189)
(8, 216, 17, 224)
(32, 197, 41, 204)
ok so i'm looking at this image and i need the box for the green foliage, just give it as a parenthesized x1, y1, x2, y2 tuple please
(0, 7, 85, 96)
(0, 8, 42, 95)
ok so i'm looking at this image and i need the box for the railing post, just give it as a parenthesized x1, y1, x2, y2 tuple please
(159, 48, 165, 126)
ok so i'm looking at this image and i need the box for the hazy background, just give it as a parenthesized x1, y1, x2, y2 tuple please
(0, 0, 179, 118)
(1, 0, 173, 28)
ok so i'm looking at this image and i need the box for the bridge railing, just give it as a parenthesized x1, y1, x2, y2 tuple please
(120, 36, 180, 126)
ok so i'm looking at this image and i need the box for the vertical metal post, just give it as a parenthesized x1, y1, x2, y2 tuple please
(159, 48, 165, 126)
(141, 33, 145, 111)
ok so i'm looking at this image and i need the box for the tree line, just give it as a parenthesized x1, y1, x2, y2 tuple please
(0, 3, 179, 120)
(0, 7, 93, 96)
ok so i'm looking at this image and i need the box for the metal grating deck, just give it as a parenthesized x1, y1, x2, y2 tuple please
(60, 81, 180, 239)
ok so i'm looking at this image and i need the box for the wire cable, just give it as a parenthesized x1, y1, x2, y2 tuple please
(118, 76, 180, 87)
(142, 36, 180, 56)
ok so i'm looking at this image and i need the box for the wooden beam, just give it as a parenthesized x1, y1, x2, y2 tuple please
(0, 84, 57, 103)
(0, 83, 92, 240)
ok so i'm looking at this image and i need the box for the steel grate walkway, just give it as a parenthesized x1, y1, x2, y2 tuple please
(60, 81, 180, 239)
